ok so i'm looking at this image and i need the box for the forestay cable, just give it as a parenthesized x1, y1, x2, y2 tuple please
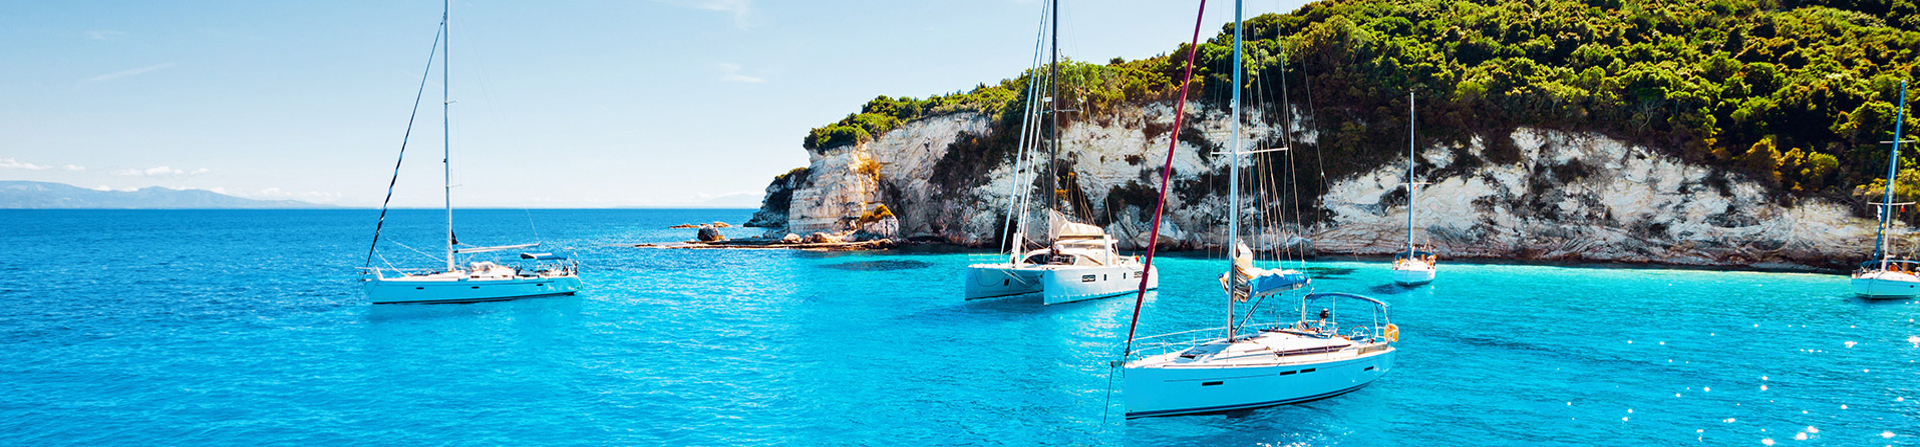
(364, 20, 446, 267)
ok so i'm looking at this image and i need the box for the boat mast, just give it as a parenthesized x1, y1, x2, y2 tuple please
(1876, 80, 1909, 270)
(1046, 0, 1061, 223)
(442, 0, 455, 272)
(1226, 0, 1243, 341)
(1406, 92, 1416, 258)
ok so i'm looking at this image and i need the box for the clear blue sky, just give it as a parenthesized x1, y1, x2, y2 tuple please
(1, 0, 1308, 208)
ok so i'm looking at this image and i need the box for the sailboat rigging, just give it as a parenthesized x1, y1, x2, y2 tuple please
(963, 0, 1157, 304)
(1392, 93, 1437, 286)
(1851, 80, 1919, 299)
(1116, 0, 1397, 418)
(360, 0, 583, 305)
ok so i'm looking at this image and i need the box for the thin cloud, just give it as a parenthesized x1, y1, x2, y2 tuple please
(84, 62, 175, 83)
(0, 158, 53, 170)
(111, 166, 209, 177)
(719, 63, 764, 83)
(86, 30, 127, 41)
(63, 164, 85, 171)
(655, 0, 753, 28)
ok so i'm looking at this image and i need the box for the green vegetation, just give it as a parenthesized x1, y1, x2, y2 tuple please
(805, 0, 1920, 219)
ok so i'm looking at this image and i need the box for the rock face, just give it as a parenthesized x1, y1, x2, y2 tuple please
(753, 104, 1896, 271)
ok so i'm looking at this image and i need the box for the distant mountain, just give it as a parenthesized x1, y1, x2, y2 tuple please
(0, 181, 332, 209)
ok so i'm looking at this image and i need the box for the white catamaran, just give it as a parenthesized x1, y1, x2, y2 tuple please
(964, 0, 1156, 304)
(1391, 93, 1437, 286)
(1118, 0, 1397, 418)
(1852, 80, 1919, 299)
(360, 0, 582, 305)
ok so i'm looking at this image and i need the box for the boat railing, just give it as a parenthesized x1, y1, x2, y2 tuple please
(1127, 326, 1231, 360)
(1126, 320, 1391, 361)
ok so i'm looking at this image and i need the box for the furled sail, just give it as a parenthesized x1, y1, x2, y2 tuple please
(452, 243, 539, 254)
(1220, 244, 1309, 301)
(1048, 210, 1106, 240)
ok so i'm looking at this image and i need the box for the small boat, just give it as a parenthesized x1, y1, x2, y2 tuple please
(1852, 80, 1918, 299)
(359, 0, 583, 305)
(1125, 291, 1397, 418)
(1391, 93, 1436, 286)
(1118, 0, 1395, 418)
(965, 0, 1155, 304)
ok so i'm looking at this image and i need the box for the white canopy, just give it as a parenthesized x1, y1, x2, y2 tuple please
(1048, 210, 1107, 240)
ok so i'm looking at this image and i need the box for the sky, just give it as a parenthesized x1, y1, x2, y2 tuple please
(1, 0, 1311, 208)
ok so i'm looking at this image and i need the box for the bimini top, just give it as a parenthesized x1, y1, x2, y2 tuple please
(1394, 250, 1435, 259)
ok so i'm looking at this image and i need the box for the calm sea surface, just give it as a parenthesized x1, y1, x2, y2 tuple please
(1, 209, 1915, 446)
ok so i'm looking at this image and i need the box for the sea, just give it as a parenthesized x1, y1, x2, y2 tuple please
(1, 209, 1914, 446)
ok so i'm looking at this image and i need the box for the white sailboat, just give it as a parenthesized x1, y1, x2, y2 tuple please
(1118, 0, 1396, 419)
(965, 0, 1156, 304)
(1852, 80, 1919, 299)
(1391, 93, 1437, 286)
(360, 0, 582, 305)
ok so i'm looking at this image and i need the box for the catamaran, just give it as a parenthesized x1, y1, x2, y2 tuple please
(1117, 0, 1396, 418)
(965, 0, 1156, 304)
(359, 0, 582, 305)
(1391, 93, 1437, 286)
(1852, 80, 1919, 299)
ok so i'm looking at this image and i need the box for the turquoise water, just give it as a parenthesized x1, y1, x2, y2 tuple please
(1, 209, 1915, 446)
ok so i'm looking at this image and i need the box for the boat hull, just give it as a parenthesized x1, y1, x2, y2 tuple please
(1125, 348, 1393, 418)
(1392, 266, 1435, 285)
(365, 275, 582, 304)
(1851, 272, 1920, 299)
(1040, 264, 1157, 305)
(964, 264, 1045, 300)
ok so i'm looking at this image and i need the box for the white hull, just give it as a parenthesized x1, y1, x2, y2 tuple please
(1391, 265, 1435, 285)
(964, 264, 1047, 300)
(1126, 342, 1393, 418)
(365, 274, 581, 304)
(1851, 270, 1920, 298)
(1040, 264, 1157, 304)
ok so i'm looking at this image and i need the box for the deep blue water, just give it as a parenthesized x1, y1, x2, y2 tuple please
(1, 209, 1915, 446)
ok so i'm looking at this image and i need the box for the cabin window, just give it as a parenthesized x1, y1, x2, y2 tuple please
(415, 287, 424, 290)
(1081, 274, 1096, 283)
(1103, 275, 1108, 281)
(1300, 368, 1316, 373)
(471, 286, 480, 289)
(1278, 371, 1297, 376)
(1364, 366, 1376, 371)
(1201, 381, 1224, 386)
(1003, 279, 1009, 286)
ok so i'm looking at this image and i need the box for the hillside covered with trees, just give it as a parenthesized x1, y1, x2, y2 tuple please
(799, 0, 1920, 223)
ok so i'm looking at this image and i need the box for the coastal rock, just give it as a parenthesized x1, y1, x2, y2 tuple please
(781, 233, 803, 244)
(753, 103, 1892, 270)
(696, 224, 726, 242)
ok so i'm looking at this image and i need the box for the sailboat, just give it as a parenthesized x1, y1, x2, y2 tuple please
(1391, 93, 1437, 286)
(1118, 0, 1396, 418)
(1852, 80, 1919, 299)
(359, 0, 583, 305)
(964, 0, 1157, 304)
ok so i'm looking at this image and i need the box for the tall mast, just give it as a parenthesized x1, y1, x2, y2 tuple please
(1047, 0, 1061, 219)
(1406, 92, 1416, 257)
(1876, 80, 1909, 269)
(1226, 0, 1243, 340)
(442, 0, 455, 271)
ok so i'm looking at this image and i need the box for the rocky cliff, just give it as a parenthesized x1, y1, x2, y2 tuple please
(749, 103, 1903, 271)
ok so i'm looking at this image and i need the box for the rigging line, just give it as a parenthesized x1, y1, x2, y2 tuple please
(1122, 0, 1209, 363)
(1000, 2, 1052, 260)
(365, 20, 446, 268)
(524, 208, 542, 243)
(1297, 41, 1330, 215)
(1107, 0, 1208, 424)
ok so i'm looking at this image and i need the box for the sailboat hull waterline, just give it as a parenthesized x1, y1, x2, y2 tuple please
(1124, 332, 1395, 418)
(1391, 261, 1435, 286)
(1850, 270, 1920, 299)
(365, 274, 582, 305)
(1041, 264, 1156, 304)
(964, 264, 1046, 300)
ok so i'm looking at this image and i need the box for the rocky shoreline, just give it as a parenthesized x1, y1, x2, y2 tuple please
(746, 104, 1908, 273)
